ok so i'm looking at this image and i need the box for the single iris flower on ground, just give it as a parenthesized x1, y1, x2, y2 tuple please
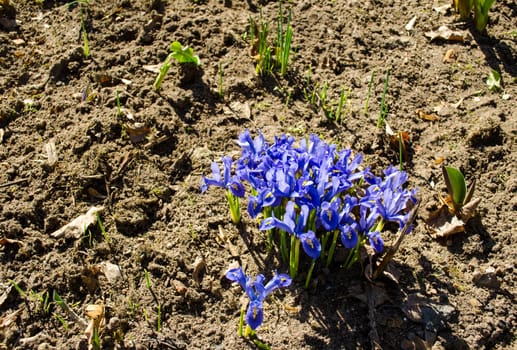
(225, 267, 291, 330)
(201, 156, 245, 197)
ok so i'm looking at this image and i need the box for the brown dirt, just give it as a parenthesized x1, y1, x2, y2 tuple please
(1, 0, 516, 349)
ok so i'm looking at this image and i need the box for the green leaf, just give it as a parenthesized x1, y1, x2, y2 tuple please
(486, 69, 501, 92)
(474, 0, 496, 32)
(443, 166, 467, 206)
(169, 41, 200, 66)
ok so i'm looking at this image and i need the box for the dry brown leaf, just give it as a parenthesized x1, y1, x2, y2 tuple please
(417, 109, 440, 122)
(85, 304, 105, 350)
(0, 237, 22, 245)
(425, 26, 472, 42)
(443, 48, 457, 63)
(425, 205, 465, 238)
(45, 141, 57, 167)
(0, 308, 21, 328)
(50, 206, 104, 238)
(87, 187, 107, 200)
(192, 257, 206, 284)
(124, 123, 151, 144)
(434, 157, 445, 165)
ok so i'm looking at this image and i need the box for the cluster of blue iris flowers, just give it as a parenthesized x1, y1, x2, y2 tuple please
(202, 130, 417, 330)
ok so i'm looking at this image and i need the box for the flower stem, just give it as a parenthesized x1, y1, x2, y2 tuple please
(226, 190, 241, 224)
(238, 308, 244, 337)
(280, 230, 289, 262)
(326, 230, 339, 267)
(304, 259, 316, 288)
(289, 235, 300, 278)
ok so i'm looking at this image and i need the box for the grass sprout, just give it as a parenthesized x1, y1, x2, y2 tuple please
(334, 86, 351, 123)
(363, 70, 375, 116)
(377, 68, 390, 128)
(81, 14, 89, 59)
(276, 0, 293, 76)
(218, 61, 224, 98)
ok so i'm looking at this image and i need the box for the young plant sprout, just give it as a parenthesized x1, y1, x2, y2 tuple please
(377, 68, 390, 128)
(153, 41, 200, 91)
(226, 267, 291, 333)
(202, 130, 418, 286)
(442, 165, 478, 217)
(454, 0, 496, 32)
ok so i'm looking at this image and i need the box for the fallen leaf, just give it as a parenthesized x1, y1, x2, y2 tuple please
(417, 109, 440, 121)
(12, 38, 25, 45)
(425, 205, 465, 238)
(124, 123, 151, 144)
(443, 48, 456, 63)
(143, 64, 162, 74)
(0, 237, 22, 245)
(85, 304, 105, 350)
(425, 26, 472, 42)
(87, 187, 107, 200)
(401, 293, 457, 327)
(434, 157, 445, 165)
(172, 280, 187, 294)
(94, 73, 118, 87)
(0, 308, 21, 328)
(433, 4, 451, 14)
(45, 141, 57, 167)
(50, 206, 104, 238)
(405, 15, 417, 31)
(389, 131, 410, 161)
(192, 257, 206, 284)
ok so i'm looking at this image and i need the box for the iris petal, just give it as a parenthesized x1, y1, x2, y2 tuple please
(300, 231, 321, 259)
(246, 300, 264, 330)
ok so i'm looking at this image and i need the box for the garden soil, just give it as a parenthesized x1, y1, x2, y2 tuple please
(0, 0, 516, 349)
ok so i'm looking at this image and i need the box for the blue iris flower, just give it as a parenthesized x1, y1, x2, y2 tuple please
(225, 267, 292, 330)
(201, 156, 245, 197)
(340, 223, 359, 249)
(319, 199, 341, 231)
(376, 188, 410, 229)
(259, 201, 321, 259)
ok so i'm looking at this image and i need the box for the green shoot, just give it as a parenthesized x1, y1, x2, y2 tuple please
(81, 14, 89, 59)
(335, 86, 351, 123)
(454, 0, 496, 32)
(153, 41, 200, 91)
(486, 69, 501, 92)
(142, 268, 162, 331)
(474, 0, 496, 32)
(226, 190, 241, 224)
(363, 70, 375, 116)
(53, 313, 69, 331)
(442, 166, 467, 212)
(218, 61, 224, 98)
(377, 68, 390, 128)
(454, 0, 473, 20)
(96, 213, 109, 243)
(9, 279, 27, 298)
(276, 0, 293, 76)
(144, 268, 151, 289)
(238, 308, 245, 337)
(255, 11, 273, 76)
(319, 82, 329, 112)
